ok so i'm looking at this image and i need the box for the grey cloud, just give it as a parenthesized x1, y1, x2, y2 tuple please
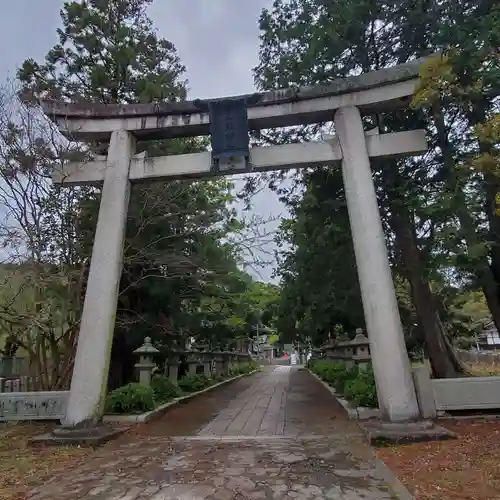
(149, 0, 271, 99)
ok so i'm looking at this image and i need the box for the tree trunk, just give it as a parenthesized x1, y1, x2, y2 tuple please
(385, 166, 464, 377)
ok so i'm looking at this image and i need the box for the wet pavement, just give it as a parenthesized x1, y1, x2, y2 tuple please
(27, 366, 411, 499)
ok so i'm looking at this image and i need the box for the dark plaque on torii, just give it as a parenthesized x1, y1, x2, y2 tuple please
(193, 94, 262, 174)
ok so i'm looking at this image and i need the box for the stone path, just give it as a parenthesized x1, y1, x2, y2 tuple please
(198, 365, 291, 437)
(27, 367, 411, 499)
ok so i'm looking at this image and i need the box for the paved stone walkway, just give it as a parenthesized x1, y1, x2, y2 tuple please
(27, 367, 411, 499)
(198, 365, 293, 437)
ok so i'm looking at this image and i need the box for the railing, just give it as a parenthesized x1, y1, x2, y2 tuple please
(0, 375, 40, 393)
(412, 364, 500, 418)
(432, 376, 500, 411)
(0, 373, 69, 421)
(0, 391, 69, 421)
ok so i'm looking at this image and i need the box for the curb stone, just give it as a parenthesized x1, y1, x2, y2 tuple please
(375, 458, 416, 500)
(103, 369, 259, 424)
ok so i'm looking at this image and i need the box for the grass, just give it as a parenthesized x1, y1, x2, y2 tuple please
(0, 422, 90, 500)
(465, 361, 500, 377)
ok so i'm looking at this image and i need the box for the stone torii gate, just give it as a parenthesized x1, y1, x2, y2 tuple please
(42, 58, 428, 431)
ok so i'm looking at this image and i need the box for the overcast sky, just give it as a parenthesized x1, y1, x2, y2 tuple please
(0, 0, 283, 282)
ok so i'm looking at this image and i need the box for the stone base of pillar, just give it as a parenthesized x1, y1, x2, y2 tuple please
(359, 420, 456, 446)
(29, 421, 128, 447)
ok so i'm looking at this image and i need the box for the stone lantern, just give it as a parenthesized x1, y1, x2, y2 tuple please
(351, 329, 371, 371)
(134, 336, 159, 387)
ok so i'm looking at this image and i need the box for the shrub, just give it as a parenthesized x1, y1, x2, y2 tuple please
(248, 359, 259, 371)
(310, 360, 346, 387)
(237, 362, 257, 374)
(306, 357, 317, 369)
(309, 359, 378, 408)
(344, 366, 378, 408)
(309, 360, 362, 395)
(335, 366, 359, 394)
(151, 375, 182, 403)
(105, 383, 155, 414)
(178, 374, 212, 393)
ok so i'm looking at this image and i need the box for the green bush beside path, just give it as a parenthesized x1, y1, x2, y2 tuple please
(105, 361, 258, 414)
(308, 359, 378, 408)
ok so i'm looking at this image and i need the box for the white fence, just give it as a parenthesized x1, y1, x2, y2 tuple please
(412, 365, 500, 417)
(0, 391, 69, 421)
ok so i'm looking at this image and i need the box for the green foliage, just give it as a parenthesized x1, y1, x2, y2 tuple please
(309, 360, 346, 386)
(268, 334, 279, 345)
(333, 366, 360, 395)
(344, 366, 378, 408)
(214, 372, 227, 383)
(190, 274, 281, 350)
(151, 375, 182, 403)
(309, 360, 377, 408)
(239, 361, 258, 374)
(229, 361, 258, 377)
(105, 383, 155, 414)
(274, 169, 364, 347)
(177, 374, 212, 393)
(18, 0, 186, 103)
(443, 289, 491, 340)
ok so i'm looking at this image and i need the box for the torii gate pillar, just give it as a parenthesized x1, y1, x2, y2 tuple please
(63, 130, 134, 426)
(335, 106, 419, 421)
